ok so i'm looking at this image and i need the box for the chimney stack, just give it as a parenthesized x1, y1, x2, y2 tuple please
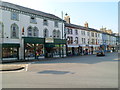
(84, 21, 88, 28)
(64, 13, 70, 24)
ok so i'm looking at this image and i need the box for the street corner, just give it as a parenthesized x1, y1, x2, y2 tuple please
(0, 64, 27, 71)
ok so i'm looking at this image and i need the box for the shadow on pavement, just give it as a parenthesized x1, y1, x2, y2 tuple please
(38, 70, 75, 75)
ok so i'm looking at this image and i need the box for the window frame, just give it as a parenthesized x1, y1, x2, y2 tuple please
(11, 23, 19, 39)
(30, 16, 37, 24)
(11, 12, 19, 21)
(43, 19, 48, 26)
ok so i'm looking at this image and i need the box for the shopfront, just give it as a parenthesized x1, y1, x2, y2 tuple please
(1, 43, 20, 60)
(23, 37, 66, 59)
(23, 37, 44, 60)
(44, 38, 66, 58)
(67, 45, 79, 56)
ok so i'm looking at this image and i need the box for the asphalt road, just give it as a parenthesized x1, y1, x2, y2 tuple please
(2, 52, 119, 88)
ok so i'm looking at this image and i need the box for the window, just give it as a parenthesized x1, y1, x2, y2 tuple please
(91, 32, 94, 37)
(43, 29, 49, 38)
(57, 30, 61, 38)
(98, 33, 100, 37)
(82, 38, 84, 44)
(68, 28, 70, 34)
(43, 19, 48, 26)
(87, 32, 90, 36)
(27, 26, 32, 37)
(70, 37, 73, 44)
(30, 16, 37, 24)
(84, 38, 86, 44)
(96, 39, 98, 44)
(3, 47, 18, 58)
(11, 12, 19, 20)
(53, 30, 57, 38)
(75, 30, 78, 35)
(11, 23, 19, 38)
(33, 27, 39, 37)
(70, 29, 73, 34)
(67, 36, 70, 44)
(95, 33, 97, 37)
(54, 21, 58, 27)
(88, 39, 90, 44)
(75, 37, 78, 44)
(81, 31, 85, 35)
(92, 39, 94, 44)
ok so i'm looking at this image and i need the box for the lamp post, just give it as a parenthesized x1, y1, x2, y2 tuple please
(61, 11, 64, 57)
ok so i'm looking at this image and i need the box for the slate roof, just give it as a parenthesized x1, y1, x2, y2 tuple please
(0, 1, 63, 21)
(65, 23, 102, 33)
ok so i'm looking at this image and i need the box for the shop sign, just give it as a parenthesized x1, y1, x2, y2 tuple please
(45, 38, 54, 43)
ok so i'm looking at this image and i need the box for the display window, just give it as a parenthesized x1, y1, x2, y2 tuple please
(2, 47, 18, 58)
(25, 43, 44, 59)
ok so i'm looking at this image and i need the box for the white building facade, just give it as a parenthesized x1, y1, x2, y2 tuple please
(0, 1, 66, 60)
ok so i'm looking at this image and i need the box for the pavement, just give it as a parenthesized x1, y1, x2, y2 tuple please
(0, 64, 26, 71)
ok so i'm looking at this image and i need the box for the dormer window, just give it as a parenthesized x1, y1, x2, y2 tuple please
(30, 16, 37, 24)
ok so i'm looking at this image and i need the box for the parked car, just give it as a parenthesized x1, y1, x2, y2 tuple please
(96, 50, 105, 56)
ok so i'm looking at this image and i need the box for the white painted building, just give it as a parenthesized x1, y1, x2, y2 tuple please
(0, 1, 66, 60)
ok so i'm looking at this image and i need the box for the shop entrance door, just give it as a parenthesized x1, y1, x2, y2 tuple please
(45, 47, 54, 58)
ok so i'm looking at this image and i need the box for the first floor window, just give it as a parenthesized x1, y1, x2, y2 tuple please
(33, 27, 39, 37)
(11, 23, 19, 38)
(27, 26, 32, 37)
(57, 30, 61, 38)
(53, 30, 57, 38)
(44, 29, 49, 38)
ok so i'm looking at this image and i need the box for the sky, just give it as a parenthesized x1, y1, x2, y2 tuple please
(1, 0, 118, 33)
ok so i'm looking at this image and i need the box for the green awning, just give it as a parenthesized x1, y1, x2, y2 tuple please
(54, 39, 66, 44)
(2, 43, 20, 48)
(23, 37, 44, 44)
(45, 44, 55, 47)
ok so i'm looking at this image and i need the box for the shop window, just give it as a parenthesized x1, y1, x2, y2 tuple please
(25, 43, 35, 58)
(11, 12, 19, 21)
(11, 23, 19, 38)
(33, 27, 39, 37)
(25, 43, 44, 58)
(44, 29, 49, 38)
(2, 47, 18, 58)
